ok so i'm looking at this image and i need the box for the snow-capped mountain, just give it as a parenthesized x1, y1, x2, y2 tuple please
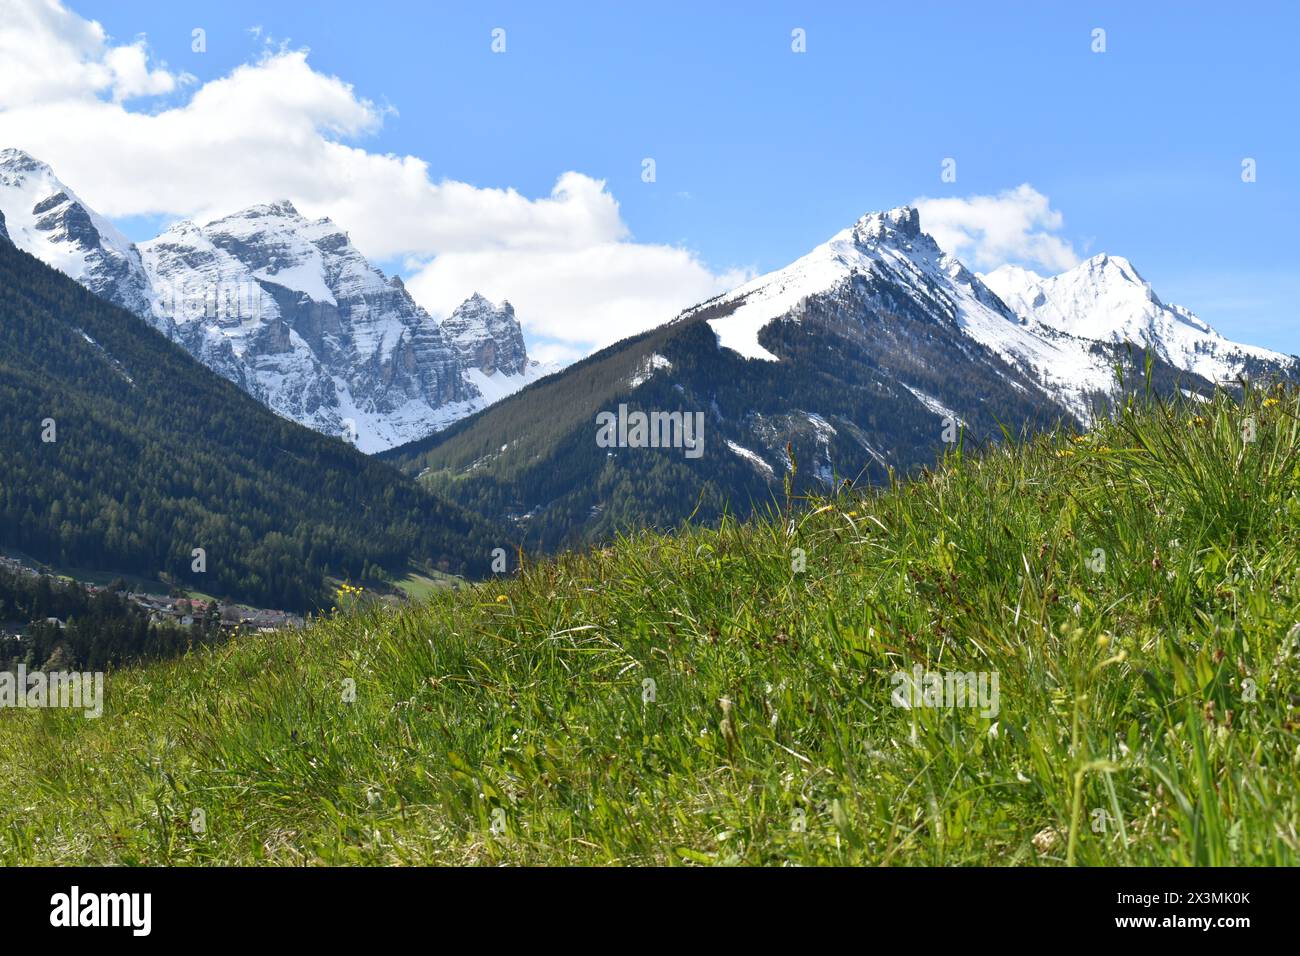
(0, 149, 545, 453)
(443, 293, 530, 375)
(697, 205, 1134, 421)
(981, 255, 1297, 386)
(387, 205, 1087, 544)
(700, 206, 1295, 422)
(140, 201, 482, 452)
(389, 202, 1294, 547)
(0, 148, 165, 332)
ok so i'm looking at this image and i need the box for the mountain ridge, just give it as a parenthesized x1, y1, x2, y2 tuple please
(981, 253, 1292, 386)
(383, 203, 1291, 549)
(0, 149, 544, 452)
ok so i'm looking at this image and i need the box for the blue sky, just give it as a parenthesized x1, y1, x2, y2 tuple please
(12, 1, 1300, 356)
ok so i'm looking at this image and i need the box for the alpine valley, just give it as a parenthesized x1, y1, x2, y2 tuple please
(0, 148, 551, 453)
(383, 206, 1298, 549)
(0, 220, 501, 611)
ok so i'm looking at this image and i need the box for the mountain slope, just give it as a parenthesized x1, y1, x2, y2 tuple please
(0, 148, 164, 330)
(5, 387, 1297, 865)
(982, 255, 1298, 385)
(386, 206, 1210, 549)
(0, 234, 498, 610)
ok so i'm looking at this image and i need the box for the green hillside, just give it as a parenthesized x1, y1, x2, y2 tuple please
(1, 387, 1297, 865)
(0, 237, 499, 611)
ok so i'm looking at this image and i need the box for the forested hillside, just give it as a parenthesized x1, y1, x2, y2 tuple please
(0, 238, 498, 610)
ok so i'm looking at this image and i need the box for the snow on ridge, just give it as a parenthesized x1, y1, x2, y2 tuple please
(0, 150, 566, 453)
(804, 411, 837, 439)
(464, 360, 553, 407)
(630, 353, 673, 386)
(688, 198, 1292, 428)
(0, 149, 157, 320)
(981, 255, 1296, 385)
(725, 439, 774, 476)
(902, 385, 961, 424)
(696, 218, 886, 362)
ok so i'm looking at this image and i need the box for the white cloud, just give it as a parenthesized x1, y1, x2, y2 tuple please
(0, 0, 741, 358)
(102, 41, 186, 102)
(407, 238, 747, 353)
(912, 184, 1081, 274)
(0, 0, 186, 106)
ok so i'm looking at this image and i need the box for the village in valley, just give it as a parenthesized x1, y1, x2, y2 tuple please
(0, 553, 303, 641)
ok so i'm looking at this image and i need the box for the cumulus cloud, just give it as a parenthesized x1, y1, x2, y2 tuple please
(0, 0, 741, 358)
(0, 0, 187, 106)
(912, 184, 1081, 274)
(408, 238, 748, 357)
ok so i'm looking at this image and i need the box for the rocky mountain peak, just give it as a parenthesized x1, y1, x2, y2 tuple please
(441, 293, 529, 377)
(853, 205, 922, 243)
(0, 147, 51, 176)
(980, 252, 1293, 385)
(245, 199, 304, 220)
(1080, 253, 1150, 292)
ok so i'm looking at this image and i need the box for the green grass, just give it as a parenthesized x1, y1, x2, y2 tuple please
(2, 386, 1298, 865)
(390, 568, 461, 602)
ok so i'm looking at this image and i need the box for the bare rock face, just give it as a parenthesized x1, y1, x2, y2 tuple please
(440, 293, 530, 376)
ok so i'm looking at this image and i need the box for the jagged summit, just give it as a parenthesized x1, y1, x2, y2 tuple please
(441, 293, 530, 378)
(254, 199, 303, 218)
(139, 199, 478, 450)
(0, 147, 50, 174)
(692, 203, 989, 362)
(696, 203, 1297, 421)
(852, 204, 922, 242)
(981, 251, 1282, 383)
(1083, 252, 1141, 279)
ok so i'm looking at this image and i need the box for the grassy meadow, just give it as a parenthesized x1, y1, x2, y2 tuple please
(1, 386, 1298, 865)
